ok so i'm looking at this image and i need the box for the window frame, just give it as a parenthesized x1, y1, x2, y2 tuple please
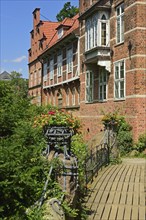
(114, 59, 125, 100)
(58, 28, 63, 39)
(66, 47, 73, 73)
(57, 53, 62, 77)
(43, 62, 47, 82)
(116, 3, 124, 44)
(72, 87, 76, 106)
(86, 70, 94, 103)
(99, 68, 107, 101)
(66, 88, 70, 106)
(49, 59, 54, 80)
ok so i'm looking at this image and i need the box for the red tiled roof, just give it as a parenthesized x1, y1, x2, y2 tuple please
(45, 14, 79, 50)
(42, 21, 59, 44)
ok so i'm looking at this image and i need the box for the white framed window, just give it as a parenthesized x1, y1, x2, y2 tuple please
(114, 60, 125, 99)
(99, 69, 107, 101)
(66, 88, 70, 106)
(57, 53, 62, 77)
(43, 63, 47, 81)
(116, 3, 124, 43)
(38, 68, 41, 84)
(85, 13, 109, 51)
(67, 47, 73, 73)
(77, 86, 80, 105)
(92, 15, 97, 48)
(72, 87, 76, 106)
(86, 71, 94, 102)
(100, 14, 109, 46)
(58, 28, 63, 39)
(85, 19, 91, 51)
(49, 59, 54, 80)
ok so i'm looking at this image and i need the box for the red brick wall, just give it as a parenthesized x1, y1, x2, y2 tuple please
(79, 0, 146, 141)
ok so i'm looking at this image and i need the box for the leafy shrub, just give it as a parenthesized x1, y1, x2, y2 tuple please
(102, 112, 133, 156)
(134, 133, 146, 152)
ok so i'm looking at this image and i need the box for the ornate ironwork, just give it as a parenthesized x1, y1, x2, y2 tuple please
(43, 126, 74, 159)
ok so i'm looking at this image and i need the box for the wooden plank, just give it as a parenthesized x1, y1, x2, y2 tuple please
(131, 206, 138, 220)
(124, 166, 133, 182)
(106, 191, 115, 204)
(138, 206, 146, 220)
(116, 182, 123, 192)
(128, 182, 134, 192)
(116, 205, 125, 220)
(113, 191, 121, 204)
(133, 182, 139, 193)
(110, 181, 118, 191)
(108, 205, 118, 220)
(100, 190, 109, 204)
(94, 204, 104, 220)
(93, 190, 104, 204)
(126, 192, 133, 205)
(133, 192, 139, 206)
(101, 204, 111, 220)
(119, 192, 127, 204)
(140, 192, 145, 206)
(122, 182, 129, 192)
(124, 205, 132, 220)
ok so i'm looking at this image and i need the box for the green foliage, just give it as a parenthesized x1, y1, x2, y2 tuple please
(102, 111, 133, 156)
(71, 134, 89, 220)
(116, 117, 133, 156)
(56, 2, 79, 21)
(133, 133, 146, 153)
(71, 134, 88, 186)
(0, 122, 48, 219)
(0, 77, 29, 137)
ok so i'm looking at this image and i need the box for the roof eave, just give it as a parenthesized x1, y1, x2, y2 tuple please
(79, 5, 111, 20)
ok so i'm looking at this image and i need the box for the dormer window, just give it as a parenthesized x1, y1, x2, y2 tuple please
(58, 28, 63, 39)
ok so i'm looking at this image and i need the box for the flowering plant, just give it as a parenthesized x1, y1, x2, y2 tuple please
(101, 112, 121, 128)
(33, 109, 80, 132)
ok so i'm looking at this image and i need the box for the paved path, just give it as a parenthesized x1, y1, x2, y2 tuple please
(85, 158, 146, 220)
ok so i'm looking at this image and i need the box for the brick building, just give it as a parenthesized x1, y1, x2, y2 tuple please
(28, 0, 146, 141)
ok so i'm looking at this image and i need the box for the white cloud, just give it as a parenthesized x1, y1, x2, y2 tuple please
(12, 56, 27, 63)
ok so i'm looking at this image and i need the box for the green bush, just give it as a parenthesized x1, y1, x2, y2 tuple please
(134, 133, 146, 153)
(117, 118, 133, 156)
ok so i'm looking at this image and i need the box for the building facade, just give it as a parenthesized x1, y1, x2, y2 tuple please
(28, 0, 146, 141)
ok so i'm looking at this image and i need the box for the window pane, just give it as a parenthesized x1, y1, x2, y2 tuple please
(104, 85, 106, 99)
(120, 81, 124, 97)
(121, 16, 124, 42)
(115, 65, 119, 79)
(101, 23, 106, 45)
(117, 7, 120, 16)
(121, 4, 124, 13)
(120, 61, 124, 78)
(117, 18, 120, 43)
(115, 81, 119, 98)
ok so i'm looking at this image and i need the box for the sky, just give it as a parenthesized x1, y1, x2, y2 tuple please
(0, 0, 79, 79)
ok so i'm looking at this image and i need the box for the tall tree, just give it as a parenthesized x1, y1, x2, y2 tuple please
(56, 2, 79, 22)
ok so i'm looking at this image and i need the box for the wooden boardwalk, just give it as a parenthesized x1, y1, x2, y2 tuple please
(85, 158, 146, 220)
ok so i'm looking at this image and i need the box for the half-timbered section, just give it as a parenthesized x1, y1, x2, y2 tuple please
(39, 15, 80, 113)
